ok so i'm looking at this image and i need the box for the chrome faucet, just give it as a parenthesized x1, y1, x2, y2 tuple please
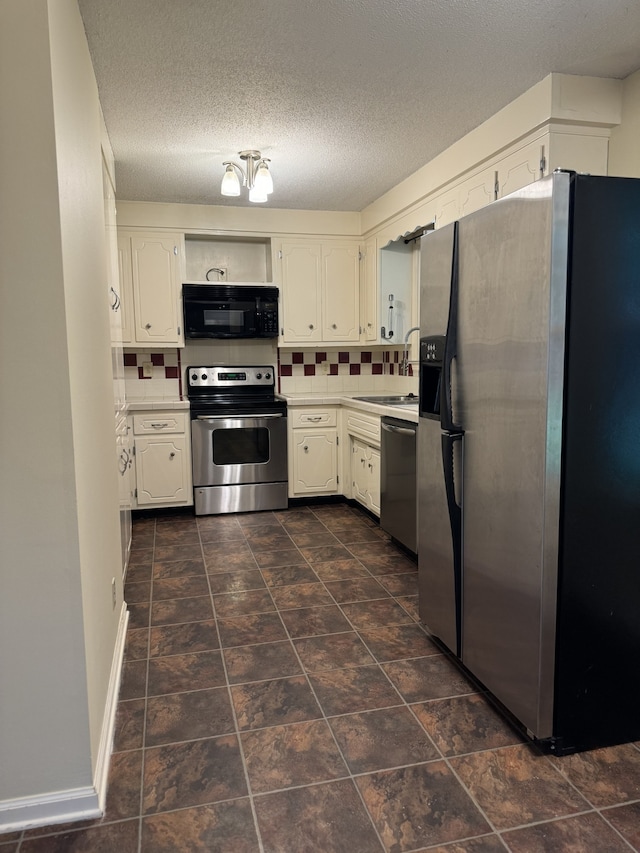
(400, 326, 420, 376)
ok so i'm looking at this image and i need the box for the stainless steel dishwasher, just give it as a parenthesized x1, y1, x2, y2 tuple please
(380, 416, 418, 553)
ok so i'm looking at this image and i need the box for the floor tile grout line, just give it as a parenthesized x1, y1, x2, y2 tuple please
(135, 507, 506, 850)
(493, 806, 638, 851)
(19, 507, 640, 849)
(136, 516, 156, 853)
(136, 515, 640, 850)
(198, 518, 267, 853)
(595, 800, 640, 853)
(260, 529, 389, 853)
(231, 507, 389, 849)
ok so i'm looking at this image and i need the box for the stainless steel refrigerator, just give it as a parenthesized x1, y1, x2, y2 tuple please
(418, 171, 640, 754)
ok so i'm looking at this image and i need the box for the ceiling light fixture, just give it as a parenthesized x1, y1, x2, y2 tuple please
(220, 150, 273, 203)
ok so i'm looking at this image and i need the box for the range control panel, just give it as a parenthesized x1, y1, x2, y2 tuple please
(187, 365, 275, 391)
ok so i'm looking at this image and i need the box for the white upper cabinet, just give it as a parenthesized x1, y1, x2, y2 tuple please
(361, 237, 378, 343)
(321, 242, 360, 342)
(279, 241, 322, 343)
(278, 239, 360, 345)
(118, 230, 185, 347)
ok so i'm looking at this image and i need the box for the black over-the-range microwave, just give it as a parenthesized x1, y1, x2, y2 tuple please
(183, 284, 279, 339)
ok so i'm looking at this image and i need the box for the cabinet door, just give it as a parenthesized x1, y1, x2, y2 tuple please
(280, 242, 322, 343)
(130, 233, 183, 345)
(117, 234, 133, 345)
(351, 439, 369, 506)
(291, 430, 338, 494)
(367, 446, 381, 515)
(135, 435, 190, 504)
(322, 242, 360, 342)
(361, 237, 378, 342)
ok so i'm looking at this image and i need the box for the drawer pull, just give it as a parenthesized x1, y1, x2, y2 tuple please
(306, 416, 322, 422)
(151, 422, 169, 429)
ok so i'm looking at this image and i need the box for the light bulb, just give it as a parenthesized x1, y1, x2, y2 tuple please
(249, 185, 268, 203)
(254, 161, 273, 195)
(221, 165, 241, 197)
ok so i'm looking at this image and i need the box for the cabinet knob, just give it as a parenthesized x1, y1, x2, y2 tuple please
(145, 323, 152, 330)
(169, 452, 176, 459)
(303, 445, 309, 452)
(331, 323, 337, 329)
(308, 324, 314, 330)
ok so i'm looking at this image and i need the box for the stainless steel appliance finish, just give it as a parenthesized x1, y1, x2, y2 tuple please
(380, 416, 417, 553)
(417, 222, 461, 656)
(418, 172, 640, 754)
(187, 365, 288, 515)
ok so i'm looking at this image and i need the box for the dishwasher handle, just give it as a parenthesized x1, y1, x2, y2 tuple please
(381, 422, 416, 437)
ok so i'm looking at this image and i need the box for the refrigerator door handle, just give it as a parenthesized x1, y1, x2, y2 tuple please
(442, 222, 462, 433)
(442, 430, 464, 656)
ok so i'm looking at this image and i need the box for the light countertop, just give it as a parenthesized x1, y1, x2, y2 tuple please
(126, 397, 190, 412)
(279, 392, 419, 424)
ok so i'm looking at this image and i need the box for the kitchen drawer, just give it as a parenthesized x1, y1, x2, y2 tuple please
(345, 409, 381, 444)
(290, 408, 337, 429)
(133, 412, 187, 435)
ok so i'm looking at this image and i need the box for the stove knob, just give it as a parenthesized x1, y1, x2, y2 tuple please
(191, 373, 197, 381)
(265, 372, 271, 380)
(201, 373, 207, 380)
(256, 372, 262, 379)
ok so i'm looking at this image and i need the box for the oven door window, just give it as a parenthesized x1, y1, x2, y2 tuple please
(212, 427, 270, 465)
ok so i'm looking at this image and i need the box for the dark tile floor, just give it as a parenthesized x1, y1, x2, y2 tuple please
(4, 502, 640, 852)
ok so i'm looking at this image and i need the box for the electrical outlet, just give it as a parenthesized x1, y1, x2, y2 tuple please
(142, 362, 153, 378)
(111, 577, 117, 609)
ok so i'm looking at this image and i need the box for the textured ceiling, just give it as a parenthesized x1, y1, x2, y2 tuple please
(77, 0, 640, 211)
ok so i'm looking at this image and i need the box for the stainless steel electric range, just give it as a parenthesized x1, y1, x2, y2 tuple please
(187, 365, 288, 516)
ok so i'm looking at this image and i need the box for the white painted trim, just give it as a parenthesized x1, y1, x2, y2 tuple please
(0, 604, 130, 834)
(0, 787, 101, 834)
(93, 602, 130, 812)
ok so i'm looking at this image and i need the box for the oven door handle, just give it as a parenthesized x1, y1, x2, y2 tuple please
(195, 413, 285, 420)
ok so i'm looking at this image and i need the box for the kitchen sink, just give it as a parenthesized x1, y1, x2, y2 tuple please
(353, 395, 419, 406)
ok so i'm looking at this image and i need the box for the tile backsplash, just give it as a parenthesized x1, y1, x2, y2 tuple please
(124, 345, 419, 399)
(277, 347, 418, 395)
(124, 349, 182, 398)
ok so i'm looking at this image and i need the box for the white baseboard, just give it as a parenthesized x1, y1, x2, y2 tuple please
(0, 787, 102, 833)
(0, 603, 130, 833)
(94, 601, 130, 812)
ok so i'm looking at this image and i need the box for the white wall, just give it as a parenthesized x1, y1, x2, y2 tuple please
(609, 69, 640, 178)
(0, 0, 123, 828)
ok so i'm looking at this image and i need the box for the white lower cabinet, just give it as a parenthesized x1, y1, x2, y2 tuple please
(288, 407, 339, 497)
(131, 411, 193, 507)
(116, 415, 133, 576)
(351, 439, 381, 514)
(344, 408, 381, 516)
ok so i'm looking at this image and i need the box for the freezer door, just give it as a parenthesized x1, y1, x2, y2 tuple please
(457, 173, 570, 738)
(420, 222, 456, 336)
(418, 418, 460, 654)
